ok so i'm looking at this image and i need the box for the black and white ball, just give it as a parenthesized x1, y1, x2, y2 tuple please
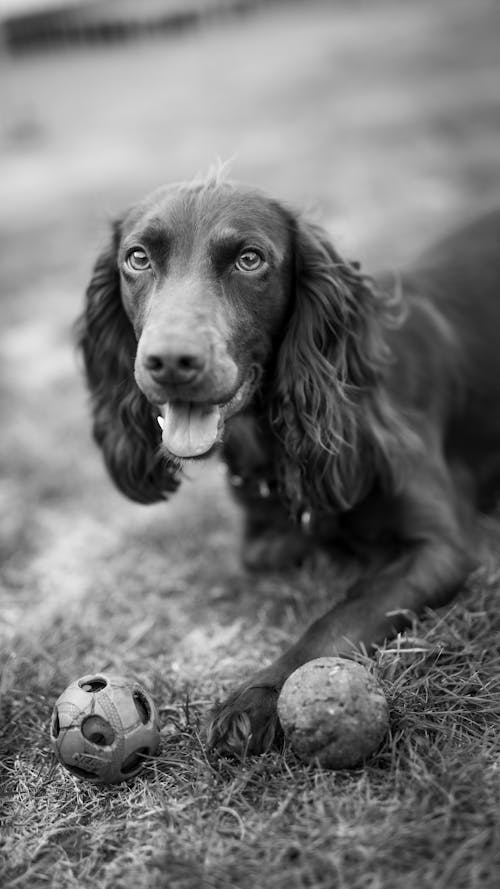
(50, 673, 160, 783)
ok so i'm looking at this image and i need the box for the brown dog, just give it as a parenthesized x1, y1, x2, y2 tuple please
(77, 173, 500, 755)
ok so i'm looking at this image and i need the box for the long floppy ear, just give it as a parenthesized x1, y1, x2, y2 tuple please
(75, 222, 180, 503)
(270, 215, 410, 515)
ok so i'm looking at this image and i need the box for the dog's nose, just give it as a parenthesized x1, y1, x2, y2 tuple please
(143, 346, 207, 386)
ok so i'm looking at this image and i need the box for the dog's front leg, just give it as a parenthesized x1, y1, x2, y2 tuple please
(208, 466, 475, 756)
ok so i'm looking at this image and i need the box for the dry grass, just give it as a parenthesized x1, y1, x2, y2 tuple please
(2, 1, 500, 887)
(2, 574, 500, 888)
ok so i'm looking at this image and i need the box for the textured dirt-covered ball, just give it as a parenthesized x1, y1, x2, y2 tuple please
(278, 657, 389, 768)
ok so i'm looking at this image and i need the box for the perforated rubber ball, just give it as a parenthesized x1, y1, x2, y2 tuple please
(277, 657, 389, 769)
(50, 673, 160, 783)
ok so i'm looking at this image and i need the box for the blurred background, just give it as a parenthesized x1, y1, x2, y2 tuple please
(1, 0, 500, 641)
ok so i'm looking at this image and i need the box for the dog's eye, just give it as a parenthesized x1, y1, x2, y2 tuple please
(125, 248, 151, 272)
(235, 249, 264, 273)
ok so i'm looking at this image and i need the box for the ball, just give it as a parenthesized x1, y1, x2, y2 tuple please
(277, 657, 389, 769)
(50, 673, 160, 784)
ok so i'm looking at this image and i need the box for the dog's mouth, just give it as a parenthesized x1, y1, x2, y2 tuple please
(156, 374, 256, 459)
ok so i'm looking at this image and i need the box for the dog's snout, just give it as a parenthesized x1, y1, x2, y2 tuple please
(143, 343, 207, 386)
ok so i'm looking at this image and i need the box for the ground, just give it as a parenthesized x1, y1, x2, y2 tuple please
(1, 0, 500, 887)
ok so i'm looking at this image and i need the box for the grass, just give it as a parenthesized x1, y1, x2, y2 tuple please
(1, 0, 500, 886)
(2, 578, 500, 888)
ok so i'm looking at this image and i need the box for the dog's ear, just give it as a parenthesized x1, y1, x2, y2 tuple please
(75, 221, 180, 503)
(269, 215, 408, 515)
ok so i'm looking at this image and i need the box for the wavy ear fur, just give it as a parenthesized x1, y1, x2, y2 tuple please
(75, 222, 180, 503)
(270, 215, 412, 515)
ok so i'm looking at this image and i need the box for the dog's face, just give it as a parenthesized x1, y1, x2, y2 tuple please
(117, 181, 293, 459)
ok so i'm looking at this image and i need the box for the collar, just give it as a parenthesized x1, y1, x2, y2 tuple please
(228, 473, 277, 500)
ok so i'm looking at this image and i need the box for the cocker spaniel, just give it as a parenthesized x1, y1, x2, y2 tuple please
(76, 171, 500, 756)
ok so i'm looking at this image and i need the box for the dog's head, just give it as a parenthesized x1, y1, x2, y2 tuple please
(117, 179, 293, 459)
(77, 174, 402, 509)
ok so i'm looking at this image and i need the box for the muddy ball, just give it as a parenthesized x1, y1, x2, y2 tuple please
(278, 657, 389, 768)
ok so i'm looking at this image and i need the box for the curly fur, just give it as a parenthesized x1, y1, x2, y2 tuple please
(270, 215, 412, 514)
(76, 223, 180, 503)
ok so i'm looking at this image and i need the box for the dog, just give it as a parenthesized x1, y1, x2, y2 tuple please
(76, 171, 500, 755)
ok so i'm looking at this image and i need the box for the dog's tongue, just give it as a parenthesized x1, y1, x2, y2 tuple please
(159, 402, 220, 458)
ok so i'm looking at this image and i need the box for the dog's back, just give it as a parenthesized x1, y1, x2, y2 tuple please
(382, 209, 500, 505)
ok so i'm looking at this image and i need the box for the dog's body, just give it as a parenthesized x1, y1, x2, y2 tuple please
(77, 175, 500, 754)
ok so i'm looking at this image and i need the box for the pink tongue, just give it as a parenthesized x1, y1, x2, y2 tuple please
(160, 402, 221, 458)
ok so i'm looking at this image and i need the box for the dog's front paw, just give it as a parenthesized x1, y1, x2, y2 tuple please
(207, 681, 281, 757)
